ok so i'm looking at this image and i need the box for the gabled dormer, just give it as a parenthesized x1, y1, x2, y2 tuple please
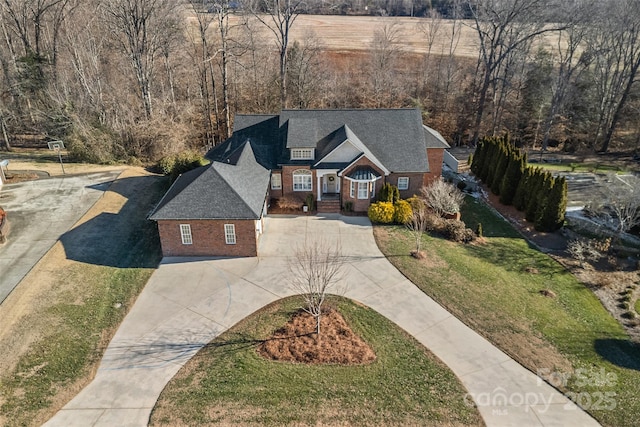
(284, 117, 318, 162)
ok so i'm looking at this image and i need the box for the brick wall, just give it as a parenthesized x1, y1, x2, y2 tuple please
(425, 148, 445, 187)
(387, 172, 425, 199)
(341, 157, 385, 212)
(281, 165, 315, 202)
(157, 219, 258, 257)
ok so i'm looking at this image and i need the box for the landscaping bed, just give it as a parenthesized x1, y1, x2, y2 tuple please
(150, 296, 483, 427)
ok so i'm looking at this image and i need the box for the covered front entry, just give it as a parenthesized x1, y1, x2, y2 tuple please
(316, 170, 340, 201)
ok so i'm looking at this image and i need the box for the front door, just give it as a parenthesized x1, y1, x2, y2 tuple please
(326, 174, 337, 193)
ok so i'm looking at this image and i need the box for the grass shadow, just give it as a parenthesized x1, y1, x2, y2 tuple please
(594, 339, 640, 371)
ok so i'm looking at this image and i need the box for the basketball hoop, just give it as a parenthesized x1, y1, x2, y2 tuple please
(48, 140, 66, 175)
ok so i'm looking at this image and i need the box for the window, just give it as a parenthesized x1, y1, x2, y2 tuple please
(292, 169, 312, 191)
(357, 182, 368, 199)
(271, 173, 282, 190)
(291, 148, 314, 160)
(397, 177, 409, 190)
(370, 182, 376, 198)
(180, 224, 192, 245)
(224, 224, 236, 245)
(350, 181, 355, 198)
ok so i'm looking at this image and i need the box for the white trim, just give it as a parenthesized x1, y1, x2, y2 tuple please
(322, 127, 390, 175)
(357, 182, 368, 199)
(180, 224, 193, 245)
(224, 224, 236, 245)
(270, 173, 282, 190)
(291, 148, 314, 160)
(292, 169, 312, 191)
(397, 177, 409, 190)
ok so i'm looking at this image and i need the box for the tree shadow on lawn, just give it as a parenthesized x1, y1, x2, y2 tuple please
(594, 339, 640, 371)
(462, 237, 555, 274)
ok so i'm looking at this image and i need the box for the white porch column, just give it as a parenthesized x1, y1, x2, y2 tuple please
(316, 174, 322, 201)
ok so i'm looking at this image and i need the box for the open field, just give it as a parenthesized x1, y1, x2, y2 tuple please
(0, 169, 167, 427)
(150, 296, 483, 426)
(185, 12, 569, 58)
(374, 198, 640, 427)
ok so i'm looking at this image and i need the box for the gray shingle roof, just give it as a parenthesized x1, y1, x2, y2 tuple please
(150, 142, 270, 220)
(424, 125, 451, 149)
(278, 109, 431, 172)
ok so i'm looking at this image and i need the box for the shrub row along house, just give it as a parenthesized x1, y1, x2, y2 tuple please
(150, 109, 450, 257)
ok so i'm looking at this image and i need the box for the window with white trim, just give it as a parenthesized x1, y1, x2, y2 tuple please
(357, 182, 368, 199)
(271, 173, 282, 190)
(291, 148, 314, 160)
(370, 182, 376, 198)
(350, 181, 355, 198)
(397, 177, 409, 190)
(180, 224, 192, 245)
(224, 224, 236, 245)
(292, 169, 312, 191)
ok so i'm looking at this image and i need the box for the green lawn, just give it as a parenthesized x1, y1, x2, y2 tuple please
(150, 296, 483, 427)
(375, 198, 640, 427)
(0, 174, 167, 427)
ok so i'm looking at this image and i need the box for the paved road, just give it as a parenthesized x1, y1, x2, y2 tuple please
(0, 172, 121, 304)
(45, 215, 600, 427)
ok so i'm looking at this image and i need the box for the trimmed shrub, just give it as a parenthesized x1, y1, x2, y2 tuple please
(305, 193, 315, 211)
(443, 220, 476, 243)
(476, 222, 483, 238)
(368, 202, 395, 224)
(378, 183, 400, 203)
(393, 200, 413, 224)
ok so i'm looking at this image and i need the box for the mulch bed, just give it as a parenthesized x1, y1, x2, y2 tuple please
(257, 308, 376, 365)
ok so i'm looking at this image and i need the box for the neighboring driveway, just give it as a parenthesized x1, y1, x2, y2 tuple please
(0, 172, 121, 303)
(45, 215, 600, 427)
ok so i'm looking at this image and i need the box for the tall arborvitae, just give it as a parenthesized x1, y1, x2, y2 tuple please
(513, 166, 531, 211)
(500, 153, 525, 205)
(471, 140, 485, 176)
(534, 175, 554, 230)
(490, 143, 510, 195)
(525, 169, 544, 222)
(537, 176, 568, 231)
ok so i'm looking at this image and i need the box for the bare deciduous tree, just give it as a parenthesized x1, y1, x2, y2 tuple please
(607, 185, 640, 235)
(466, 0, 562, 145)
(103, 0, 180, 118)
(251, 0, 305, 108)
(288, 239, 346, 336)
(421, 178, 465, 217)
(406, 197, 430, 256)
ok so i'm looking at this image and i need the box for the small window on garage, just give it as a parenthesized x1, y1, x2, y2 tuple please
(397, 177, 409, 190)
(180, 224, 192, 245)
(224, 224, 236, 245)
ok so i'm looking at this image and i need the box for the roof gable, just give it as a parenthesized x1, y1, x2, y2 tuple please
(150, 142, 270, 220)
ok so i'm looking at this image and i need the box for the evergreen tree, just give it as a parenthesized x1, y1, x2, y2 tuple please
(534, 175, 554, 230)
(499, 153, 524, 205)
(513, 166, 532, 211)
(537, 176, 568, 231)
(490, 143, 510, 195)
(525, 169, 544, 222)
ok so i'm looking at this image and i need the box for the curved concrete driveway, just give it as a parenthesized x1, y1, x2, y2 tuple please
(46, 215, 599, 427)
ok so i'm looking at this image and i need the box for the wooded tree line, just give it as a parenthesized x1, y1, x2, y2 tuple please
(0, 0, 638, 163)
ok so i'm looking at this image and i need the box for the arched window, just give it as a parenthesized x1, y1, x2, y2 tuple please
(292, 169, 312, 191)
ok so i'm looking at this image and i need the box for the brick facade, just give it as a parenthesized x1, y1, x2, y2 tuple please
(425, 148, 444, 187)
(388, 172, 425, 199)
(157, 219, 259, 257)
(341, 157, 385, 212)
(281, 165, 315, 202)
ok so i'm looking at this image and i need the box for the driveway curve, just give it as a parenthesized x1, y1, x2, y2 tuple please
(45, 215, 599, 427)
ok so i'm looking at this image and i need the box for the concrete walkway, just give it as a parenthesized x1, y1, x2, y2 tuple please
(45, 215, 600, 427)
